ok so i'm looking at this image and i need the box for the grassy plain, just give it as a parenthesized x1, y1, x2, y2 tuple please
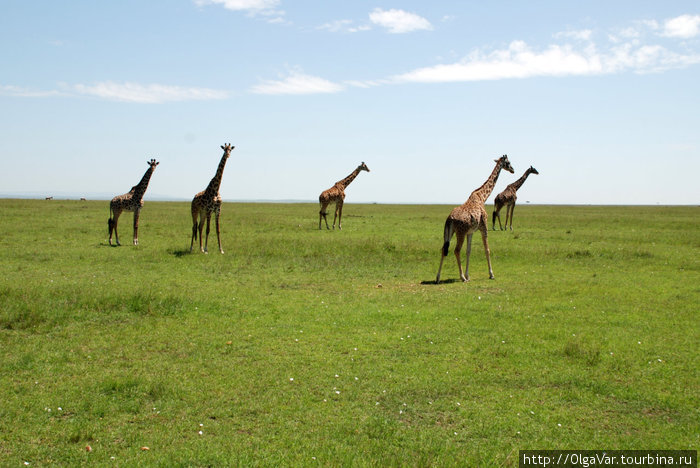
(0, 199, 698, 466)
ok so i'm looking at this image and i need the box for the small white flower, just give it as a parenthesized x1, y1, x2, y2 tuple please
(290, 378, 294, 381)
(557, 423, 562, 427)
(198, 430, 203, 435)
(335, 390, 340, 394)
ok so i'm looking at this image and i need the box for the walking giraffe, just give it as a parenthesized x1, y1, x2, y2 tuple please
(318, 162, 370, 230)
(190, 143, 234, 254)
(435, 155, 514, 283)
(493, 166, 539, 231)
(108, 158, 159, 246)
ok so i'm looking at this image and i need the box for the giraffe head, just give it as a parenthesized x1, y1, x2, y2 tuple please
(147, 158, 160, 169)
(221, 143, 235, 158)
(359, 161, 370, 172)
(529, 166, 539, 175)
(495, 154, 514, 174)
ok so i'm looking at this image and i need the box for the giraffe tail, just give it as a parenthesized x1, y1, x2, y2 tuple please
(108, 205, 114, 233)
(442, 218, 453, 256)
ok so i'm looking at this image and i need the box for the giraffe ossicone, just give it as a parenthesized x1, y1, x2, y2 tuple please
(435, 155, 514, 284)
(318, 162, 370, 230)
(108, 158, 159, 246)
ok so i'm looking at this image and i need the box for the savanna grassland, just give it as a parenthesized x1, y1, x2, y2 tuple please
(0, 199, 698, 467)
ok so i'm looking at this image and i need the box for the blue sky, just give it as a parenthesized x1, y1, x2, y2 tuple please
(1, 1, 699, 204)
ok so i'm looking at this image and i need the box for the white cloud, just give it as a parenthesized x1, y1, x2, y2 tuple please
(369, 8, 432, 34)
(392, 28, 700, 84)
(193, 0, 285, 23)
(393, 41, 603, 83)
(661, 14, 700, 38)
(250, 71, 344, 95)
(194, 0, 278, 12)
(72, 82, 230, 103)
(317, 19, 370, 33)
(0, 84, 62, 98)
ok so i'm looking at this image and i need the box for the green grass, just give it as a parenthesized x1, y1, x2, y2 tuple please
(0, 199, 698, 466)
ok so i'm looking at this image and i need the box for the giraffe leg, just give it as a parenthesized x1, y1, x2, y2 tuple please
(332, 202, 339, 230)
(111, 210, 122, 246)
(480, 224, 494, 279)
(454, 231, 467, 282)
(215, 210, 223, 254)
(319, 202, 330, 230)
(508, 203, 515, 230)
(190, 211, 199, 253)
(493, 204, 503, 230)
(203, 213, 212, 253)
(463, 233, 473, 282)
(108, 207, 116, 246)
(337, 201, 344, 230)
(197, 211, 206, 253)
(133, 208, 141, 245)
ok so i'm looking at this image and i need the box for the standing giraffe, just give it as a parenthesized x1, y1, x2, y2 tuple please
(190, 143, 234, 254)
(108, 159, 159, 246)
(318, 162, 370, 230)
(435, 155, 514, 283)
(492, 166, 539, 231)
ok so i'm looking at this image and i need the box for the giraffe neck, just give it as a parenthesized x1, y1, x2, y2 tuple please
(510, 169, 532, 192)
(336, 167, 361, 190)
(204, 153, 229, 197)
(130, 166, 156, 201)
(470, 161, 504, 203)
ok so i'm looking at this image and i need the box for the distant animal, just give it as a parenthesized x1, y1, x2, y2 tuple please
(190, 144, 234, 254)
(80, 197, 86, 201)
(108, 159, 159, 246)
(435, 155, 514, 283)
(493, 166, 539, 230)
(45, 196, 53, 200)
(318, 162, 370, 230)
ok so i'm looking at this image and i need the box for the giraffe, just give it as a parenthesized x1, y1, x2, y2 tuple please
(108, 159, 159, 246)
(318, 162, 370, 230)
(435, 155, 514, 283)
(492, 166, 539, 231)
(190, 143, 234, 254)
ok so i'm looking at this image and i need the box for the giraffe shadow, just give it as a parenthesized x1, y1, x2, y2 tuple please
(420, 279, 460, 285)
(169, 248, 191, 258)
